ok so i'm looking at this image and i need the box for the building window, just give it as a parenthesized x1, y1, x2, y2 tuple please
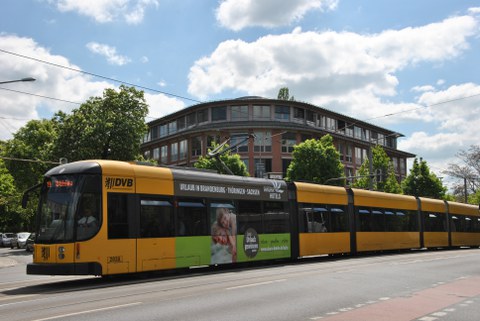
(253, 105, 271, 120)
(197, 109, 208, 123)
(151, 125, 159, 139)
(386, 136, 396, 149)
(160, 145, 168, 163)
(230, 134, 249, 153)
(282, 132, 296, 153)
(400, 158, 406, 175)
(168, 121, 177, 135)
(337, 120, 346, 135)
(351, 147, 365, 165)
(160, 124, 168, 137)
(153, 147, 160, 160)
(275, 105, 290, 121)
(392, 157, 398, 172)
(212, 106, 227, 122)
(363, 128, 370, 141)
(191, 136, 202, 157)
(354, 126, 362, 139)
(231, 105, 249, 121)
(306, 110, 315, 126)
(171, 142, 178, 162)
(345, 145, 352, 163)
(326, 117, 336, 131)
(177, 116, 186, 131)
(293, 107, 304, 123)
(254, 131, 271, 152)
(254, 158, 272, 178)
(338, 142, 344, 161)
(378, 133, 385, 146)
(179, 140, 187, 160)
(187, 113, 196, 128)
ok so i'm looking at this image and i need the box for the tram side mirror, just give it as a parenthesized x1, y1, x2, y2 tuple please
(22, 183, 42, 209)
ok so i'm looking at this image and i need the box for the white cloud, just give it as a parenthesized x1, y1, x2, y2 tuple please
(189, 13, 478, 108)
(216, 0, 338, 31)
(411, 85, 435, 93)
(0, 34, 185, 141)
(52, 0, 158, 25)
(398, 83, 480, 172)
(86, 42, 131, 66)
(144, 92, 185, 120)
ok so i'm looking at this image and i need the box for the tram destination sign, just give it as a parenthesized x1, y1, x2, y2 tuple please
(174, 178, 287, 201)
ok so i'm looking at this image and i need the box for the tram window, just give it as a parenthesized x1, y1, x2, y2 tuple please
(177, 199, 207, 236)
(238, 200, 263, 234)
(140, 198, 174, 237)
(264, 201, 289, 233)
(108, 193, 129, 239)
(424, 212, 446, 232)
(371, 210, 385, 231)
(330, 207, 348, 232)
(406, 210, 419, 231)
(357, 208, 371, 231)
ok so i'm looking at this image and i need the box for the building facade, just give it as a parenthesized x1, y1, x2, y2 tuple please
(141, 97, 414, 182)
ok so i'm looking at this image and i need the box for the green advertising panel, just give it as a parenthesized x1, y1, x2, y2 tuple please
(175, 236, 211, 268)
(237, 233, 291, 262)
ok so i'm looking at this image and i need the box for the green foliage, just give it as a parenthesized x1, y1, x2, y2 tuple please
(285, 135, 344, 184)
(402, 158, 447, 199)
(0, 159, 30, 231)
(1, 85, 150, 231)
(468, 190, 480, 204)
(3, 118, 60, 191)
(353, 145, 402, 193)
(194, 142, 249, 176)
(277, 87, 295, 101)
(53, 85, 149, 161)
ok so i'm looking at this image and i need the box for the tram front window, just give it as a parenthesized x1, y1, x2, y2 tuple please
(36, 175, 101, 243)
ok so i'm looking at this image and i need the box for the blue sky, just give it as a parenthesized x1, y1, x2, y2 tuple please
(1, 0, 479, 186)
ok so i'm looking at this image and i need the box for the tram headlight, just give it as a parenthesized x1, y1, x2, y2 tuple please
(58, 246, 65, 260)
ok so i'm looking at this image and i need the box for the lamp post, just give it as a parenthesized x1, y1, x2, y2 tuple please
(0, 77, 36, 85)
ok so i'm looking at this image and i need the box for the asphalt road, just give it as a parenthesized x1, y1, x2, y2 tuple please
(1, 247, 480, 321)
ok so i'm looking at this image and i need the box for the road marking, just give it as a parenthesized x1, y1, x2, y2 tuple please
(31, 302, 142, 321)
(226, 279, 286, 290)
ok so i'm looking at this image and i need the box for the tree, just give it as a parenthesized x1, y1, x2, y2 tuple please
(277, 87, 295, 101)
(3, 117, 61, 191)
(353, 145, 402, 193)
(444, 145, 480, 203)
(402, 157, 446, 199)
(0, 159, 29, 231)
(194, 142, 249, 176)
(53, 85, 149, 162)
(285, 135, 344, 184)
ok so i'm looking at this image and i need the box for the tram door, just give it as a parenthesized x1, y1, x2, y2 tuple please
(136, 197, 176, 272)
(105, 193, 137, 275)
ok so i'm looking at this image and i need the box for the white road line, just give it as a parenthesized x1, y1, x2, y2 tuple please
(31, 302, 142, 321)
(226, 279, 286, 290)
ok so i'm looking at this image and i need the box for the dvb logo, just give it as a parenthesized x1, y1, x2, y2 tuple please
(105, 177, 134, 189)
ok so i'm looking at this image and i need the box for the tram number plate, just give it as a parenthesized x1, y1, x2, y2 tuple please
(107, 256, 123, 264)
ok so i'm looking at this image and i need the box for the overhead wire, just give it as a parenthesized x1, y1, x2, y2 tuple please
(0, 48, 203, 104)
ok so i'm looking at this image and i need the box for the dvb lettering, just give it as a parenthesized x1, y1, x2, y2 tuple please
(106, 177, 134, 189)
(115, 178, 133, 187)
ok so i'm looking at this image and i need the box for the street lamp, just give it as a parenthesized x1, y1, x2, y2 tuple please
(0, 77, 36, 85)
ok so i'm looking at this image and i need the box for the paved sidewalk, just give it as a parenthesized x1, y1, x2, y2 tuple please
(0, 256, 18, 268)
(0, 248, 32, 268)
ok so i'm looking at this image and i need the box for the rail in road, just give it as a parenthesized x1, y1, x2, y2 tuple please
(1, 247, 480, 321)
